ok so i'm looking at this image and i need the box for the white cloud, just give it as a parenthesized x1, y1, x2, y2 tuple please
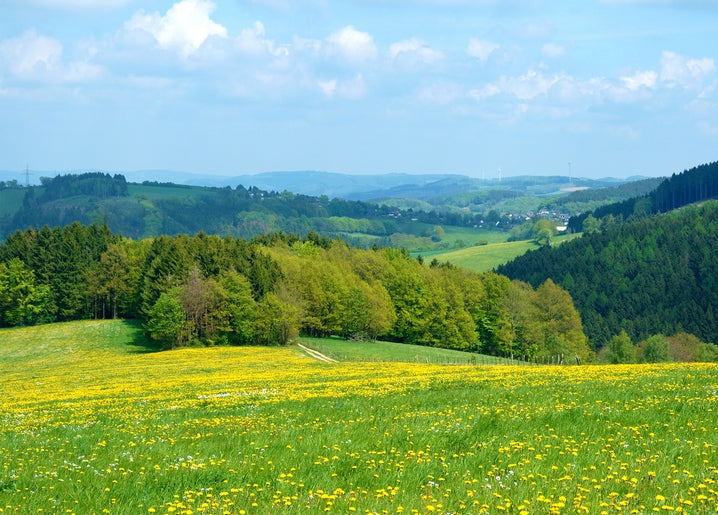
(236, 21, 289, 58)
(317, 74, 366, 99)
(621, 69, 658, 91)
(466, 38, 499, 63)
(541, 43, 565, 58)
(498, 70, 562, 100)
(0, 30, 102, 82)
(318, 78, 337, 97)
(467, 83, 501, 101)
(389, 38, 443, 67)
(124, 0, 227, 58)
(0, 30, 62, 78)
(326, 26, 377, 64)
(293, 36, 323, 56)
(660, 50, 715, 89)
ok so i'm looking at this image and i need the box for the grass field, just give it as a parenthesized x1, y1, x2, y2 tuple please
(1, 319, 717, 514)
(127, 183, 205, 201)
(300, 336, 512, 365)
(439, 226, 509, 246)
(419, 240, 540, 271)
(0, 188, 31, 218)
(420, 233, 581, 272)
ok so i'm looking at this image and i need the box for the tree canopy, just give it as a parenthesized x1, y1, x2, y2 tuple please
(1, 224, 590, 360)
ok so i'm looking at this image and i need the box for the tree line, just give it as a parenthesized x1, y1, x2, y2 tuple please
(0, 223, 592, 362)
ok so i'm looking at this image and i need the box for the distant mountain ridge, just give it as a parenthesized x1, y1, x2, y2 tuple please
(146, 171, 643, 202)
(2, 169, 647, 203)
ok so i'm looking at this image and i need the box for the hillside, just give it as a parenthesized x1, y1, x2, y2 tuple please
(419, 233, 580, 272)
(541, 177, 664, 216)
(498, 162, 718, 347)
(3, 319, 717, 513)
(1, 173, 521, 247)
(498, 201, 718, 347)
(368, 175, 654, 219)
(299, 336, 511, 364)
(1, 172, 653, 245)
(568, 161, 718, 231)
(0, 174, 398, 241)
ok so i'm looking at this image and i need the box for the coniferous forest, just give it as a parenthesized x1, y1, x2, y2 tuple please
(567, 161, 718, 232)
(499, 201, 718, 347)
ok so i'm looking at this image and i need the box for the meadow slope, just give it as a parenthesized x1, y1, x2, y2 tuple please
(1, 320, 717, 514)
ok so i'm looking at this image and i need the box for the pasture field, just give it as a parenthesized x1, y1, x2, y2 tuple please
(0, 189, 27, 218)
(418, 240, 540, 272)
(300, 337, 511, 365)
(420, 233, 581, 272)
(438, 226, 509, 247)
(1, 319, 717, 514)
(127, 184, 204, 201)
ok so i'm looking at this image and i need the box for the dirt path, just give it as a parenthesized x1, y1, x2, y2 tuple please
(297, 343, 338, 363)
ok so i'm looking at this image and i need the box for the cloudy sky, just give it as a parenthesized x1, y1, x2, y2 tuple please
(1, 0, 717, 179)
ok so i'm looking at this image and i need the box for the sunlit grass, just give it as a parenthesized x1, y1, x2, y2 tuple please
(422, 233, 581, 271)
(1, 319, 717, 514)
(300, 336, 511, 365)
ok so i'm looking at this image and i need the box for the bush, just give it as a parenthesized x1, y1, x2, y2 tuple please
(605, 330, 635, 364)
(641, 334, 671, 363)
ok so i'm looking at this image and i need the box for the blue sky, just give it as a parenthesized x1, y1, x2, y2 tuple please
(1, 0, 717, 179)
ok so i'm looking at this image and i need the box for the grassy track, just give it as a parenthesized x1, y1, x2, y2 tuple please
(300, 336, 511, 365)
(1, 319, 717, 514)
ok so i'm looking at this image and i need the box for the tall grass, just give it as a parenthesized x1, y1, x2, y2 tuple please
(1, 319, 717, 513)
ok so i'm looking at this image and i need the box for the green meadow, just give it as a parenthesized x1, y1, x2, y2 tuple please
(299, 336, 511, 365)
(1, 320, 717, 514)
(421, 233, 581, 272)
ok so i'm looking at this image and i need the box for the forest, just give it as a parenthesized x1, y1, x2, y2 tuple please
(540, 177, 663, 216)
(1, 171, 656, 245)
(0, 223, 593, 363)
(1, 173, 510, 243)
(498, 161, 718, 350)
(498, 201, 718, 350)
(568, 161, 718, 232)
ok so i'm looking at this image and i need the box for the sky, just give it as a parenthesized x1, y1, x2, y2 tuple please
(1, 0, 717, 180)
